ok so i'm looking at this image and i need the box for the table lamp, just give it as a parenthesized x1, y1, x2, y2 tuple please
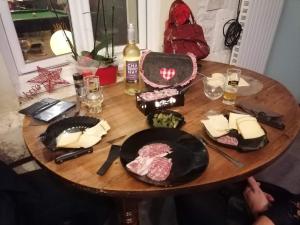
(50, 30, 73, 55)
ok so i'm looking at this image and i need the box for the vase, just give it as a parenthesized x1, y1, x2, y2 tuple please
(96, 65, 118, 86)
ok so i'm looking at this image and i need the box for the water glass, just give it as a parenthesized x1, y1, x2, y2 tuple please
(83, 76, 103, 114)
(222, 68, 241, 105)
(203, 76, 224, 100)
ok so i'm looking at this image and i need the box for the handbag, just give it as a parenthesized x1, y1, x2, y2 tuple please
(163, 0, 210, 60)
(140, 51, 197, 89)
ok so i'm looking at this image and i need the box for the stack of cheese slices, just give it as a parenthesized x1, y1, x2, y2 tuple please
(56, 120, 111, 149)
(201, 113, 265, 139)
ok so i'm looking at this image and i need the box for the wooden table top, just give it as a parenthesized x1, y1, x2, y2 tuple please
(23, 61, 300, 198)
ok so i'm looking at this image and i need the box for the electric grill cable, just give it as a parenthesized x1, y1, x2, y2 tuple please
(223, 0, 243, 49)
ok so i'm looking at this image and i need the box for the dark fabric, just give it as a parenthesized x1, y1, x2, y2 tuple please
(0, 193, 18, 225)
(175, 188, 228, 225)
(0, 161, 113, 225)
(175, 181, 300, 225)
(264, 194, 300, 225)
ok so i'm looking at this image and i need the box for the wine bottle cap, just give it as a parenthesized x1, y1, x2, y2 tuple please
(128, 23, 135, 43)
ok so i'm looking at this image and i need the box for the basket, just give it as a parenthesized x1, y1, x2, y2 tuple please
(140, 51, 197, 90)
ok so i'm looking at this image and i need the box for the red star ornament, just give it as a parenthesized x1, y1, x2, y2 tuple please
(27, 66, 70, 92)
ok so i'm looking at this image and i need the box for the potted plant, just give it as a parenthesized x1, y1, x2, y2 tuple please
(81, 0, 118, 86)
(50, 0, 118, 85)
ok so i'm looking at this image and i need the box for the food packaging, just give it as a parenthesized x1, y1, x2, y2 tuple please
(136, 88, 184, 115)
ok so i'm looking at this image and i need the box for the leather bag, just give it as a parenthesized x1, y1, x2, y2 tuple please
(163, 0, 210, 60)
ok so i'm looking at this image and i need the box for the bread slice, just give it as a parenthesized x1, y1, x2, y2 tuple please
(237, 117, 265, 139)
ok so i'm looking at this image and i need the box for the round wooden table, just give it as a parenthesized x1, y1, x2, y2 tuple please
(23, 61, 300, 225)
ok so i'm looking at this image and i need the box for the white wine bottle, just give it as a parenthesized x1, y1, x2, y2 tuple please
(123, 23, 141, 95)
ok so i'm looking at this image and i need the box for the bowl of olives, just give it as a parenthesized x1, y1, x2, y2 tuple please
(147, 110, 185, 129)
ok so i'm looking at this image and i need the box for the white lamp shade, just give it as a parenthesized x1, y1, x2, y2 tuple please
(50, 30, 73, 55)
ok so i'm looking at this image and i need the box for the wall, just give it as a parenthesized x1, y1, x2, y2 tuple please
(265, 0, 300, 102)
(0, 53, 19, 113)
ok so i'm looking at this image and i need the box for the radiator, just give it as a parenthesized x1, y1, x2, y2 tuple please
(230, 0, 284, 73)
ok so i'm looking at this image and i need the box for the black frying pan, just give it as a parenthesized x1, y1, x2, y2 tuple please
(120, 128, 209, 187)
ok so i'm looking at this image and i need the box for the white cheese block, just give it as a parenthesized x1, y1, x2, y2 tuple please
(58, 120, 110, 148)
(212, 72, 249, 87)
(75, 132, 102, 148)
(56, 131, 82, 147)
(237, 117, 265, 139)
(228, 113, 251, 130)
(100, 120, 111, 131)
(238, 77, 249, 87)
(201, 119, 228, 138)
(207, 114, 229, 131)
(211, 73, 225, 80)
(85, 122, 107, 136)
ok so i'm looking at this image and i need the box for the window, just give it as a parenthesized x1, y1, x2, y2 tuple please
(9, 1, 70, 62)
(0, 0, 146, 74)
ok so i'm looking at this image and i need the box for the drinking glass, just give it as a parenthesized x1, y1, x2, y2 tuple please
(222, 68, 241, 105)
(203, 76, 224, 100)
(83, 76, 103, 114)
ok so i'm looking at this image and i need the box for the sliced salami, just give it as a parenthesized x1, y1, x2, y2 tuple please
(126, 156, 154, 176)
(217, 135, 239, 146)
(138, 143, 172, 158)
(147, 157, 172, 181)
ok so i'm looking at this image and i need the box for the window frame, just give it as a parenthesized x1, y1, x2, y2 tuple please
(0, 0, 147, 75)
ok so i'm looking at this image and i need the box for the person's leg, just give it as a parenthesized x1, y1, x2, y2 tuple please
(258, 182, 299, 225)
(19, 169, 114, 225)
(175, 188, 227, 225)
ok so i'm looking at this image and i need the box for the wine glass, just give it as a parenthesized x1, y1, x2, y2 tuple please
(83, 76, 104, 114)
(203, 76, 224, 100)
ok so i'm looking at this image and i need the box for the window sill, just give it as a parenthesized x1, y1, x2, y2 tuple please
(18, 63, 77, 108)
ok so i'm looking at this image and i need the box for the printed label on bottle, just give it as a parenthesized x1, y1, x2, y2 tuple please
(126, 60, 139, 83)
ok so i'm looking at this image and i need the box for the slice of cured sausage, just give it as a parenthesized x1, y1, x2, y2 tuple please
(126, 156, 154, 176)
(138, 143, 172, 158)
(147, 157, 172, 181)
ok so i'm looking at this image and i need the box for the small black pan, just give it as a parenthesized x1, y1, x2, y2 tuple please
(40, 116, 99, 152)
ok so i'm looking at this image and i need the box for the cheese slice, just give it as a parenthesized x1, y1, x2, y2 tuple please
(238, 77, 249, 87)
(211, 73, 225, 80)
(75, 132, 102, 148)
(237, 117, 265, 139)
(85, 122, 107, 136)
(207, 114, 229, 131)
(228, 113, 251, 130)
(56, 131, 82, 148)
(201, 119, 228, 138)
(100, 120, 111, 131)
(59, 120, 111, 148)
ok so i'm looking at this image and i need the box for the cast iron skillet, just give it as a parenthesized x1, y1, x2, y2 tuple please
(203, 113, 268, 152)
(120, 128, 209, 187)
(40, 116, 99, 151)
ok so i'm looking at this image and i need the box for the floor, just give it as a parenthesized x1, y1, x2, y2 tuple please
(136, 131, 300, 225)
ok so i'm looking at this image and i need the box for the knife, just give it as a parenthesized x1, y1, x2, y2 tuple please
(97, 145, 121, 176)
(200, 137, 245, 168)
(55, 147, 93, 164)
